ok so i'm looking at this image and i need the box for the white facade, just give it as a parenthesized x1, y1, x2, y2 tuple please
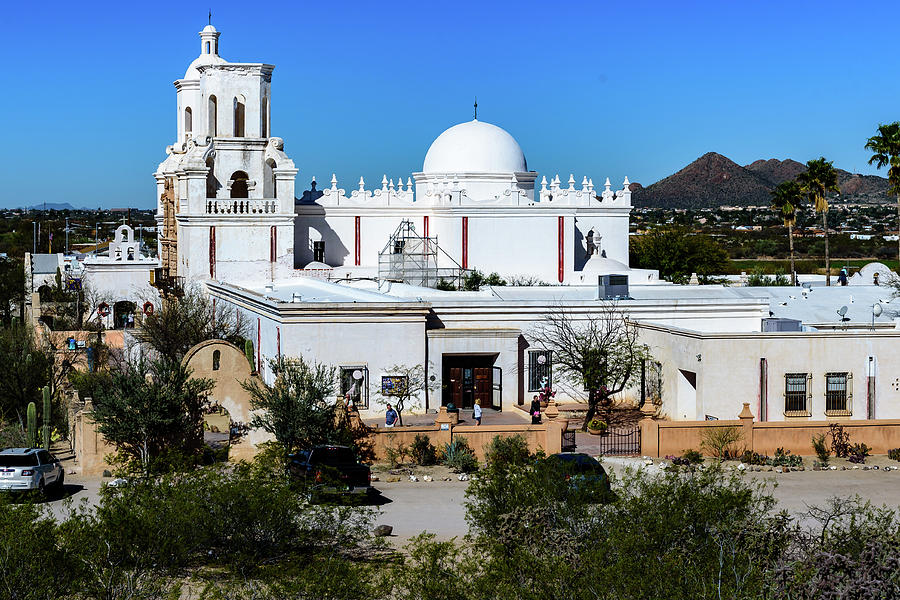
(297, 117, 649, 285)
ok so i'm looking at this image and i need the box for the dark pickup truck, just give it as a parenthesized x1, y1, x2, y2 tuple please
(287, 445, 373, 496)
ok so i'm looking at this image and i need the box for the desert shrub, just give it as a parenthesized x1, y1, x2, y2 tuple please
(829, 423, 852, 458)
(484, 434, 532, 468)
(384, 443, 408, 469)
(770, 448, 802, 468)
(848, 442, 871, 464)
(441, 438, 478, 473)
(700, 426, 745, 459)
(889, 448, 900, 461)
(409, 434, 437, 466)
(740, 450, 769, 465)
(0, 421, 26, 449)
(682, 448, 703, 464)
(812, 433, 830, 464)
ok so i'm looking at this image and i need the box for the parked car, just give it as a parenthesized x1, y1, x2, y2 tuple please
(287, 445, 373, 498)
(0, 448, 65, 496)
(544, 452, 612, 501)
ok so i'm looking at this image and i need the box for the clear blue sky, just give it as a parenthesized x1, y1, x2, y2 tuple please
(2, 0, 898, 209)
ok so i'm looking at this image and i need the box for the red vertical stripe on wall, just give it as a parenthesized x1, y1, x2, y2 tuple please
(557, 216, 564, 283)
(354, 216, 361, 266)
(276, 327, 281, 359)
(270, 226, 277, 262)
(423, 215, 429, 238)
(209, 226, 216, 279)
(257, 317, 261, 374)
(462, 216, 468, 269)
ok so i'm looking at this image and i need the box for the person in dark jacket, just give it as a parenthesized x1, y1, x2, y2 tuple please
(530, 395, 542, 424)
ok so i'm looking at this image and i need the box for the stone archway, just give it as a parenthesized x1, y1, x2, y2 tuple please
(182, 339, 273, 460)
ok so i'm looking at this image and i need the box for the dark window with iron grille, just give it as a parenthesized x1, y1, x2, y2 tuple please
(825, 372, 850, 414)
(784, 373, 808, 414)
(528, 350, 552, 392)
(340, 366, 368, 409)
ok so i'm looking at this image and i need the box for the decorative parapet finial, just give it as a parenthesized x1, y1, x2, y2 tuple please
(381, 175, 388, 191)
(359, 176, 365, 192)
(568, 174, 576, 190)
(540, 175, 548, 193)
(623, 176, 631, 187)
(331, 174, 338, 191)
(581, 176, 589, 192)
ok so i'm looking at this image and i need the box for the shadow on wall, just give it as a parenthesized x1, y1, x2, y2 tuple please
(294, 180, 350, 268)
(574, 221, 587, 272)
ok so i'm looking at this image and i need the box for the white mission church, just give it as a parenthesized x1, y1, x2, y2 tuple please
(71, 24, 900, 430)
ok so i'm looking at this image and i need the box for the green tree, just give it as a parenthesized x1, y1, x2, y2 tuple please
(0, 257, 25, 325)
(770, 180, 804, 285)
(865, 122, 900, 263)
(91, 358, 213, 474)
(243, 355, 349, 453)
(0, 323, 52, 426)
(630, 227, 728, 283)
(796, 157, 840, 286)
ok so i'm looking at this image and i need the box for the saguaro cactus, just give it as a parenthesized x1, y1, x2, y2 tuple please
(244, 339, 255, 371)
(42, 386, 51, 450)
(26, 402, 37, 449)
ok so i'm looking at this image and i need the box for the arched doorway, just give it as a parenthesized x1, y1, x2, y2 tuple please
(113, 301, 136, 329)
(229, 171, 249, 199)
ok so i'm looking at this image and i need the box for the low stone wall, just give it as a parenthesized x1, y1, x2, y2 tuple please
(72, 399, 115, 476)
(641, 403, 900, 457)
(368, 420, 567, 462)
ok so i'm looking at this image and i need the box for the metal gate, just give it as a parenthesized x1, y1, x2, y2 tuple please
(561, 429, 576, 453)
(491, 366, 502, 411)
(597, 426, 641, 456)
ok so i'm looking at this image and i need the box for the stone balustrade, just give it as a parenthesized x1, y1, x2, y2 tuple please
(206, 198, 279, 215)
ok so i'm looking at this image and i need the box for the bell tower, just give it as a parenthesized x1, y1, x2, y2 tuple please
(154, 24, 298, 285)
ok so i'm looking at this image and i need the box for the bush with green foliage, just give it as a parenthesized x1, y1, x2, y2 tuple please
(441, 438, 479, 473)
(829, 422, 852, 458)
(812, 433, 830, 464)
(889, 447, 900, 461)
(483, 434, 533, 468)
(409, 434, 437, 466)
(681, 448, 703, 464)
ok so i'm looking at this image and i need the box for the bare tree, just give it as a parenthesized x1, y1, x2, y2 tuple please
(529, 303, 650, 430)
(371, 364, 436, 427)
(133, 284, 248, 362)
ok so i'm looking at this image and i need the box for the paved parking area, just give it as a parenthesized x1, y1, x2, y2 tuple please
(35, 456, 900, 545)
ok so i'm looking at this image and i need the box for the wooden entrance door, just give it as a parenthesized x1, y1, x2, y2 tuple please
(474, 368, 492, 408)
(448, 367, 463, 408)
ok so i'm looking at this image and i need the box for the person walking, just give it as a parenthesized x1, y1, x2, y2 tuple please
(530, 395, 542, 425)
(385, 404, 398, 428)
(473, 402, 482, 426)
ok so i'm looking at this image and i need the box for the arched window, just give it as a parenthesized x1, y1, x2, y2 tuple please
(212, 349, 221, 371)
(264, 158, 276, 198)
(233, 95, 245, 137)
(184, 107, 193, 134)
(262, 97, 269, 138)
(205, 41, 210, 54)
(208, 95, 217, 137)
(229, 171, 249, 199)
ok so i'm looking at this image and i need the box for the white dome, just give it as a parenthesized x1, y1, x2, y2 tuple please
(184, 53, 227, 80)
(423, 120, 528, 173)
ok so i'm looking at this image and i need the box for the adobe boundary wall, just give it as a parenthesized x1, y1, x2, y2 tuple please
(368, 421, 567, 462)
(640, 403, 900, 457)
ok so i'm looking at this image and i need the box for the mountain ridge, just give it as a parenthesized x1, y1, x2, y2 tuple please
(632, 153, 890, 208)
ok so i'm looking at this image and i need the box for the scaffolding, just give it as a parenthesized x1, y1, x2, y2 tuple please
(378, 220, 468, 288)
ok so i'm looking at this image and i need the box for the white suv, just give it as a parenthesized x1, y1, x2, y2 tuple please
(0, 448, 65, 496)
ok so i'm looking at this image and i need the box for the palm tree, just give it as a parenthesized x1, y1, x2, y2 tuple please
(865, 122, 900, 263)
(770, 180, 803, 286)
(796, 157, 840, 286)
